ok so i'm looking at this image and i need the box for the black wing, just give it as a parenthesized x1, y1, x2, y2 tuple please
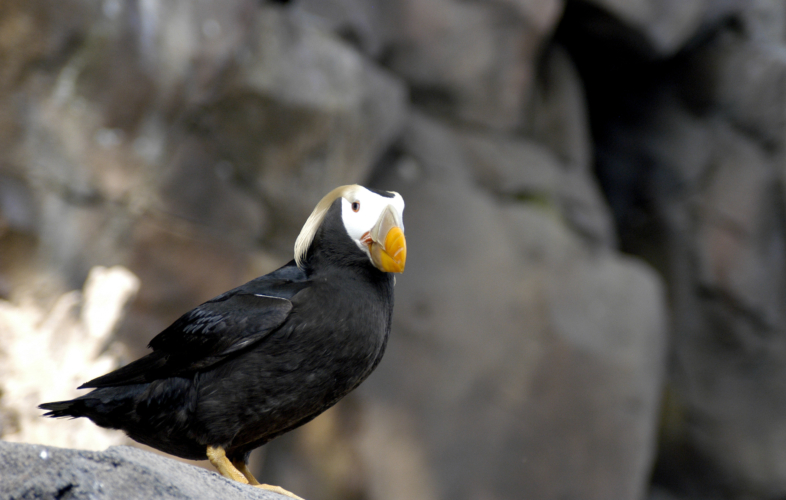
(80, 261, 310, 388)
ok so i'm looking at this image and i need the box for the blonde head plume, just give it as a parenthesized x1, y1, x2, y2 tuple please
(294, 185, 362, 268)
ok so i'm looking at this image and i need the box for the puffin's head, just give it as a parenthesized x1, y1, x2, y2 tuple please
(294, 185, 406, 273)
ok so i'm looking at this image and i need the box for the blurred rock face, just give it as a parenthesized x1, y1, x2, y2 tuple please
(0, 1, 783, 500)
(0, 0, 406, 350)
(353, 113, 666, 500)
(0, 266, 137, 450)
(557, 2, 786, 498)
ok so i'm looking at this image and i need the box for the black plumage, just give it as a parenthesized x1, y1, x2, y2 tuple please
(40, 185, 406, 496)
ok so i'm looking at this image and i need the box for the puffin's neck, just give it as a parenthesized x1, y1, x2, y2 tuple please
(305, 238, 388, 284)
(302, 201, 368, 273)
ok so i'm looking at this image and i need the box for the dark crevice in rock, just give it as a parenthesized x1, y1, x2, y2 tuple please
(55, 483, 76, 500)
(554, 2, 772, 499)
(555, 2, 687, 255)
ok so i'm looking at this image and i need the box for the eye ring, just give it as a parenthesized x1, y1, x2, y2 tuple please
(351, 201, 360, 212)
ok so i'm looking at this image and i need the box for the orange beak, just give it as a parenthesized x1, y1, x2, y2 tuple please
(368, 205, 406, 273)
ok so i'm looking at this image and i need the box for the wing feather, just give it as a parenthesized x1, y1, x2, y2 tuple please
(80, 261, 310, 388)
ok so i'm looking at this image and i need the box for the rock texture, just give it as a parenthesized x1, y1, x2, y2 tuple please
(352, 113, 666, 500)
(0, 441, 287, 500)
(299, 0, 564, 130)
(0, 266, 137, 450)
(1, 1, 785, 500)
(557, 1, 786, 498)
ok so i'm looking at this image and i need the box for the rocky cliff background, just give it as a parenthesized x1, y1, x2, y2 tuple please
(0, 1, 784, 499)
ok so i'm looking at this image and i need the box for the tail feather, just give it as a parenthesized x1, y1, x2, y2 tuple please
(39, 400, 80, 418)
(79, 351, 167, 389)
(39, 385, 145, 429)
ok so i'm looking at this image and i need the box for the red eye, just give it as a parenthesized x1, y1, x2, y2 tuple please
(351, 201, 360, 212)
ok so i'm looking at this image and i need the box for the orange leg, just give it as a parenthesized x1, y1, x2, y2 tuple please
(206, 445, 248, 484)
(207, 446, 304, 499)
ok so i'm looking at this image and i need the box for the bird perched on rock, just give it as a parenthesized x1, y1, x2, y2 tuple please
(40, 185, 406, 499)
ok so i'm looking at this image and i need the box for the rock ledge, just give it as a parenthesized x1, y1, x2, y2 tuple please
(0, 441, 289, 500)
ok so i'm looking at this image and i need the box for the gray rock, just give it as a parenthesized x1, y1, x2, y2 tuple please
(695, 122, 782, 325)
(380, 0, 561, 130)
(739, 0, 786, 44)
(0, 0, 407, 334)
(526, 43, 593, 172)
(222, 6, 407, 240)
(586, 19, 786, 492)
(296, 0, 564, 62)
(584, 0, 745, 55)
(682, 29, 786, 147)
(0, 441, 289, 500)
(458, 128, 615, 246)
(352, 114, 667, 500)
(293, 0, 398, 57)
(677, 123, 786, 495)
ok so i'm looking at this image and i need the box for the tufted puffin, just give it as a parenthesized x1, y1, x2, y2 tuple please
(40, 185, 406, 499)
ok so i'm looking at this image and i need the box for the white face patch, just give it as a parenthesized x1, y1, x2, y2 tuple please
(340, 187, 405, 255)
(294, 184, 405, 268)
